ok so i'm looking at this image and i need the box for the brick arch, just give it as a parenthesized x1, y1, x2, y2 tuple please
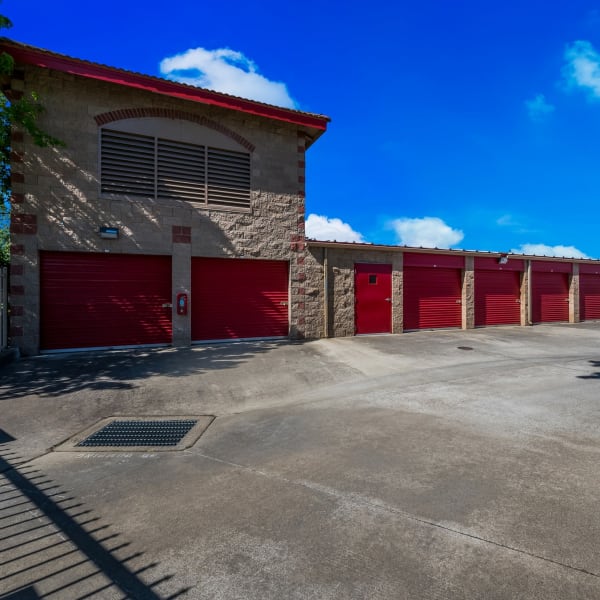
(94, 107, 255, 152)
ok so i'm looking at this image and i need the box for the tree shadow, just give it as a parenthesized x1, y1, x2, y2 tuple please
(0, 435, 190, 599)
(577, 360, 600, 379)
(0, 340, 291, 400)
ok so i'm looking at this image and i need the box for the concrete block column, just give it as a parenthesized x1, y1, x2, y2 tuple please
(462, 256, 475, 329)
(392, 253, 403, 334)
(521, 261, 531, 326)
(171, 238, 192, 347)
(570, 263, 580, 324)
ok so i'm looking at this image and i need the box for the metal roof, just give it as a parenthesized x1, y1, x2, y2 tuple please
(306, 239, 600, 263)
(0, 39, 330, 144)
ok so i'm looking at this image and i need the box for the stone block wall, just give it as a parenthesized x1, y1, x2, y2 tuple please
(569, 263, 580, 324)
(462, 256, 475, 330)
(9, 64, 309, 354)
(306, 245, 596, 339)
(520, 264, 530, 326)
(305, 246, 485, 338)
(305, 247, 403, 338)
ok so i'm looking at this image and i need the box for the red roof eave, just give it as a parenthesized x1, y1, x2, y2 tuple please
(3, 42, 330, 132)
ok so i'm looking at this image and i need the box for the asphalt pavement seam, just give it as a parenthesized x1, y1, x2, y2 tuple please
(195, 451, 600, 581)
(267, 353, 597, 413)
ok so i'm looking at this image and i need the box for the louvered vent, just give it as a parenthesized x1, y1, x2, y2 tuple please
(101, 128, 251, 209)
(207, 148, 251, 208)
(101, 130, 155, 197)
(157, 139, 206, 201)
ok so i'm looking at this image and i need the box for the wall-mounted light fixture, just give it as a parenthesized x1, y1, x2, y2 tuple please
(99, 226, 119, 240)
(498, 254, 508, 265)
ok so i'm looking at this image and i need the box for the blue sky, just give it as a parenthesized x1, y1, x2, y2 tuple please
(6, 0, 600, 258)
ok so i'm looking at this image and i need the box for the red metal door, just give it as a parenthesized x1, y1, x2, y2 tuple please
(354, 263, 392, 334)
(531, 272, 569, 323)
(403, 267, 462, 330)
(191, 258, 288, 341)
(40, 252, 172, 351)
(580, 274, 600, 321)
(474, 270, 521, 326)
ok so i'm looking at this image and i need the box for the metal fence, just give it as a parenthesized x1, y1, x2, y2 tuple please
(0, 266, 7, 350)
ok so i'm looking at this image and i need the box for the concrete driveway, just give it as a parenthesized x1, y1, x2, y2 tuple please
(1, 324, 600, 599)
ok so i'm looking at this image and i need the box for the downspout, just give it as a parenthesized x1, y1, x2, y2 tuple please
(323, 247, 329, 338)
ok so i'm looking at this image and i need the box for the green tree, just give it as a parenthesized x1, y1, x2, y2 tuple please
(0, 10, 63, 265)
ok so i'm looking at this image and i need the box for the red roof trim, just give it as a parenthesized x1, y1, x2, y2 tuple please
(3, 42, 330, 132)
(531, 260, 572, 273)
(404, 252, 465, 269)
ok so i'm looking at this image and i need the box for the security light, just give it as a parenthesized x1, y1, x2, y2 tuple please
(99, 226, 119, 240)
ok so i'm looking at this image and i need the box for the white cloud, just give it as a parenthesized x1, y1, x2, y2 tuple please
(497, 214, 517, 226)
(160, 47, 297, 108)
(305, 214, 365, 243)
(562, 40, 600, 99)
(388, 217, 464, 248)
(511, 243, 589, 259)
(525, 94, 555, 121)
(496, 215, 537, 235)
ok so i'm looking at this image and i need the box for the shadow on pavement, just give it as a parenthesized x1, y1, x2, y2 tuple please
(577, 360, 600, 379)
(0, 436, 190, 599)
(0, 341, 289, 400)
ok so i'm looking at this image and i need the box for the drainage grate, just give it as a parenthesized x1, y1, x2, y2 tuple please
(76, 419, 198, 447)
(55, 415, 214, 452)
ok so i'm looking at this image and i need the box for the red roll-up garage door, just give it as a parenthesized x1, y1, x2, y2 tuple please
(580, 270, 600, 321)
(40, 252, 172, 351)
(403, 254, 463, 330)
(191, 258, 288, 341)
(475, 270, 521, 326)
(474, 258, 523, 327)
(531, 268, 570, 323)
